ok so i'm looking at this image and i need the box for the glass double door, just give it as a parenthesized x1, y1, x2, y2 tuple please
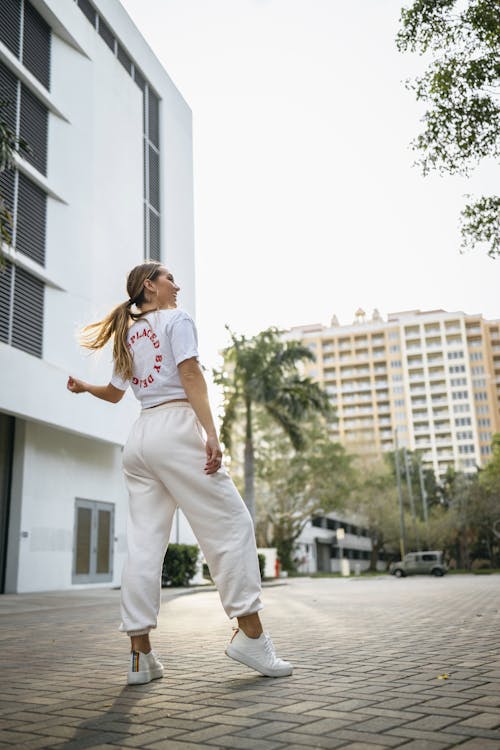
(73, 499, 114, 583)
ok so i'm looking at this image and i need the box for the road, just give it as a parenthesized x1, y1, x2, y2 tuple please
(0, 575, 499, 749)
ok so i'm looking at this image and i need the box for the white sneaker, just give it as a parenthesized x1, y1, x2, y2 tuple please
(225, 629, 293, 677)
(127, 650, 164, 685)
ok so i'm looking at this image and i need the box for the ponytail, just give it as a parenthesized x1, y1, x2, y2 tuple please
(78, 260, 162, 381)
(80, 301, 136, 381)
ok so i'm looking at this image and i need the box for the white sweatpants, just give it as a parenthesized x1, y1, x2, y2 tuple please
(118, 401, 263, 636)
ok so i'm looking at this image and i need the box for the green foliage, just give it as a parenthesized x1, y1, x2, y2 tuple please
(214, 327, 331, 452)
(346, 456, 401, 570)
(0, 100, 30, 249)
(214, 327, 332, 522)
(479, 432, 500, 493)
(460, 195, 500, 257)
(257, 553, 266, 579)
(254, 416, 354, 571)
(396, 1, 500, 256)
(162, 544, 199, 587)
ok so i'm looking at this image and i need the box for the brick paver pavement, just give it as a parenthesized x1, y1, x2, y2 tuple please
(0, 575, 499, 749)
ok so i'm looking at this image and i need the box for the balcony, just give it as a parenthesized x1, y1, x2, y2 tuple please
(411, 386, 427, 395)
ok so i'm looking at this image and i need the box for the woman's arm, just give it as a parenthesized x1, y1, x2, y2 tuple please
(67, 376, 125, 404)
(177, 357, 222, 474)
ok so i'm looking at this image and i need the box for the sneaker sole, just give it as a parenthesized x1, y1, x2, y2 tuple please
(127, 667, 164, 685)
(225, 646, 293, 677)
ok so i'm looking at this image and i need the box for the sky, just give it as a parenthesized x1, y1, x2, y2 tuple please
(121, 0, 499, 372)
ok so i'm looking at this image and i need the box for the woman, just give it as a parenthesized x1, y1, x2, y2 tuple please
(67, 261, 292, 684)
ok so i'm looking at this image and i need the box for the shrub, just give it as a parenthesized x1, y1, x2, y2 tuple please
(202, 556, 266, 581)
(258, 553, 266, 579)
(471, 558, 492, 570)
(162, 544, 199, 587)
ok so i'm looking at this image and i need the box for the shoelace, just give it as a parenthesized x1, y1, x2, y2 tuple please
(263, 634, 277, 658)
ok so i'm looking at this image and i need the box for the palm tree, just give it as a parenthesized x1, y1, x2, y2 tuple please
(213, 327, 331, 525)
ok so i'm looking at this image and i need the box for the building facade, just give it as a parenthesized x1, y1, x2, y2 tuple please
(288, 309, 500, 477)
(0, 0, 196, 592)
(294, 512, 383, 575)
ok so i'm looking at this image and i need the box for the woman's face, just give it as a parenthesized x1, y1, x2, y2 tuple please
(148, 267, 180, 308)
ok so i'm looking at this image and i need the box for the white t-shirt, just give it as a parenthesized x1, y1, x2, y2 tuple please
(110, 309, 199, 408)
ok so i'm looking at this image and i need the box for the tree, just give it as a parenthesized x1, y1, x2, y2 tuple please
(214, 328, 331, 525)
(347, 456, 402, 571)
(255, 417, 354, 570)
(397, 0, 499, 256)
(0, 100, 30, 251)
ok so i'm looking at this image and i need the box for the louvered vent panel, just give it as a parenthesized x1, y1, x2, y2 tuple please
(134, 68, 146, 92)
(16, 173, 46, 265)
(77, 0, 96, 26)
(0, 0, 21, 58)
(148, 90, 159, 147)
(98, 17, 115, 51)
(23, 1, 51, 90)
(117, 43, 132, 74)
(20, 84, 48, 175)
(148, 146, 160, 211)
(12, 265, 44, 357)
(0, 62, 18, 134)
(149, 209, 160, 262)
(0, 261, 13, 344)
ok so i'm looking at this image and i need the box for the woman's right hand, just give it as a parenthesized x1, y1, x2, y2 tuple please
(67, 376, 87, 394)
(205, 434, 223, 475)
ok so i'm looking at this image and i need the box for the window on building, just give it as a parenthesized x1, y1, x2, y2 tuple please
(479, 431, 492, 442)
(470, 352, 483, 360)
(457, 431, 473, 440)
(476, 405, 489, 414)
(455, 418, 472, 426)
(448, 351, 464, 359)
(452, 391, 469, 400)
(481, 445, 492, 455)
(458, 444, 475, 454)
(478, 418, 491, 427)
(475, 392, 488, 401)
(391, 360, 402, 368)
(451, 378, 467, 386)
(395, 399, 405, 407)
(453, 404, 470, 413)
(471, 366, 485, 375)
(449, 365, 466, 373)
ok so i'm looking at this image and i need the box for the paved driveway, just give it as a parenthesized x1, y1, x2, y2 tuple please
(0, 575, 499, 749)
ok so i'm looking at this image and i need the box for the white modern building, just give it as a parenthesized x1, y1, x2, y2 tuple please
(0, 0, 196, 592)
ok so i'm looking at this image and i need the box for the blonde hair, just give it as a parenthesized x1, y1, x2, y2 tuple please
(80, 260, 162, 380)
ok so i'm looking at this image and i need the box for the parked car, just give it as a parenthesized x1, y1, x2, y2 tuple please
(390, 551, 447, 577)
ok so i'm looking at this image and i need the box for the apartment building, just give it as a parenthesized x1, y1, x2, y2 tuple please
(288, 309, 500, 477)
(0, 0, 196, 592)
